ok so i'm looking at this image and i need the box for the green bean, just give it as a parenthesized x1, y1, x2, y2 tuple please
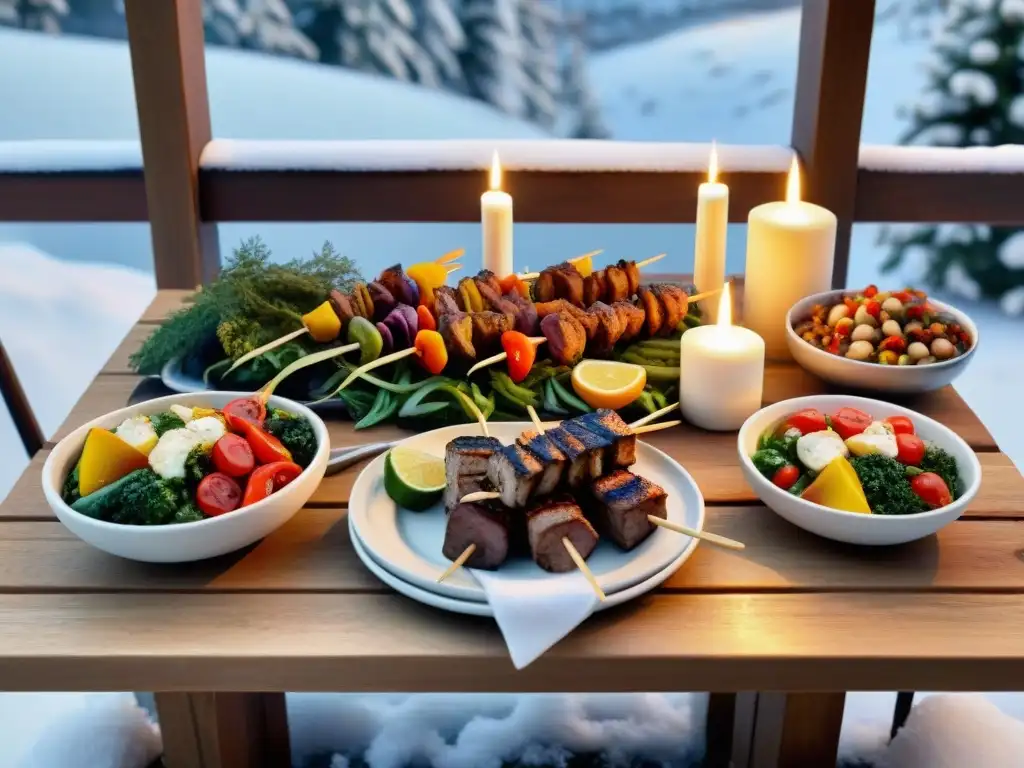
(491, 376, 532, 412)
(635, 390, 656, 414)
(550, 378, 592, 413)
(684, 313, 702, 328)
(634, 339, 682, 352)
(491, 372, 539, 408)
(639, 364, 681, 382)
(355, 388, 395, 429)
(543, 379, 569, 416)
(471, 383, 496, 420)
(651, 388, 668, 410)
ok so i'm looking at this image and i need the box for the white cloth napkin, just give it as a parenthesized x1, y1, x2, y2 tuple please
(471, 569, 600, 669)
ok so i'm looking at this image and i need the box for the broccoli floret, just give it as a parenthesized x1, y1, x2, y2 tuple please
(112, 470, 183, 525)
(851, 454, 927, 516)
(919, 446, 961, 499)
(149, 411, 186, 437)
(174, 503, 206, 524)
(752, 448, 790, 480)
(264, 413, 317, 468)
(62, 460, 82, 506)
(184, 443, 213, 487)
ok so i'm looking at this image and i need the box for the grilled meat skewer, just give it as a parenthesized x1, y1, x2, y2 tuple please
(591, 470, 668, 551)
(527, 496, 599, 573)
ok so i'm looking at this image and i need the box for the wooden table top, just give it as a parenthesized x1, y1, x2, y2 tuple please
(2, 288, 1023, 694)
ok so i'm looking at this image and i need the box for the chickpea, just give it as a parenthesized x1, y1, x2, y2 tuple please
(917, 355, 937, 366)
(907, 341, 930, 360)
(827, 303, 850, 327)
(851, 324, 877, 343)
(881, 297, 904, 317)
(897, 354, 912, 366)
(853, 304, 878, 327)
(846, 340, 874, 360)
(931, 337, 956, 360)
(875, 291, 892, 303)
(904, 321, 924, 334)
(881, 319, 903, 338)
(879, 310, 891, 323)
(834, 317, 854, 337)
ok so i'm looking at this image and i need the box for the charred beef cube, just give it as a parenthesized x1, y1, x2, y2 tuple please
(591, 470, 668, 551)
(527, 497, 599, 573)
(329, 289, 355, 329)
(471, 311, 512, 354)
(504, 291, 539, 336)
(442, 503, 510, 570)
(540, 312, 586, 367)
(446, 435, 504, 477)
(552, 263, 585, 307)
(533, 269, 557, 303)
(589, 301, 624, 356)
(443, 473, 489, 512)
(487, 444, 544, 508)
(652, 284, 685, 334)
(612, 301, 646, 342)
(623, 260, 641, 297)
(579, 409, 637, 468)
(560, 419, 609, 478)
(475, 280, 504, 311)
(434, 285, 462, 317)
(438, 311, 476, 362)
(582, 272, 602, 306)
(545, 426, 590, 487)
(605, 264, 630, 303)
(637, 285, 664, 337)
(517, 429, 566, 496)
(476, 269, 503, 297)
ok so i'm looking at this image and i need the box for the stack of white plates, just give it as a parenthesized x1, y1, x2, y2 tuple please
(348, 423, 706, 617)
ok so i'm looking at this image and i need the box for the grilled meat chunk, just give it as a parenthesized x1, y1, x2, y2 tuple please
(329, 289, 355, 328)
(438, 311, 476, 362)
(551, 263, 585, 307)
(579, 409, 637, 468)
(624, 260, 641, 297)
(446, 435, 504, 477)
(476, 269, 503, 297)
(638, 285, 664, 337)
(546, 426, 591, 487)
(535, 299, 598, 339)
(487, 444, 544, 508)
(526, 497, 599, 573)
(434, 285, 462, 317)
(443, 473, 489, 513)
(591, 470, 668, 550)
(589, 301, 624, 356)
(582, 271, 603, 306)
(368, 281, 396, 321)
(533, 269, 556, 303)
(517, 429, 567, 496)
(379, 264, 417, 306)
(612, 301, 646, 341)
(660, 284, 693, 320)
(443, 503, 510, 570)
(561, 420, 606, 478)
(540, 312, 587, 366)
(652, 284, 684, 335)
(605, 264, 630, 303)
(471, 311, 512, 353)
(504, 291, 539, 336)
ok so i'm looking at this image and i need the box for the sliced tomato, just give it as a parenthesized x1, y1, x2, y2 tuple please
(910, 472, 952, 509)
(896, 433, 926, 466)
(196, 472, 243, 516)
(830, 407, 872, 440)
(885, 415, 915, 435)
(864, 300, 881, 320)
(772, 465, 800, 490)
(863, 284, 878, 298)
(212, 433, 255, 477)
(242, 461, 303, 506)
(501, 331, 537, 384)
(785, 408, 827, 435)
(223, 397, 266, 430)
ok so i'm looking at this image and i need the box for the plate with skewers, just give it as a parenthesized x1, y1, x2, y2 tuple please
(348, 409, 710, 604)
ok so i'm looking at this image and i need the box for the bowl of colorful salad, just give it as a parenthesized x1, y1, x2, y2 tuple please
(738, 395, 981, 545)
(42, 392, 329, 562)
(786, 286, 978, 393)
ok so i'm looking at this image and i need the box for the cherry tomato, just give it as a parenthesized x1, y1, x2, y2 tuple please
(196, 472, 243, 516)
(416, 304, 436, 333)
(414, 329, 448, 375)
(892, 290, 914, 303)
(910, 472, 952, 509)
(242, 461, 303, 506)
(501, 331, 537, 384)
(830, 407, 872, 440)
(885, 416, 915, 435)
(864, 284, 879, 298)
(864, 300, 881, 320)
(211, 433, 255, 477)
(772, 465, 800, 490)
(785, 408, 827, 435)
(234, 420, 292, 464)
(843, 297, 860, 316)
(223, 397, 266, 430)
(896, 433, 925, 465)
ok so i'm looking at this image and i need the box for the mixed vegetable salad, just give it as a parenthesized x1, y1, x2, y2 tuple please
(751, 406, 961, 515)
(61, 398, 317, 525)
(793, 285, 973, 365)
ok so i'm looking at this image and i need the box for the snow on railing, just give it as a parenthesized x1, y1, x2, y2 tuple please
(859, 144, 1024, 174)
(0, 141, 142, 173)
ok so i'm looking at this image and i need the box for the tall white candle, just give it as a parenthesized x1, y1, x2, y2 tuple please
(481, 151, 513, 277)
(693, 143, 729, 324)
(743, 156, 837, 360)
(679, 283, 765, 431)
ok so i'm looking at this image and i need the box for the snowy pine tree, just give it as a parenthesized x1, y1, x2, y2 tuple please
(205, 0, 317, 59)
(561, 31, 609, 138)
(0, 0, 68, 32)
(882, 0, 1024, 314)
(413, 0, 466, 89)
(518, 0, 559, 127)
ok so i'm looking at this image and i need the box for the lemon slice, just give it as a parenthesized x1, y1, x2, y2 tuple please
(383, 446, 446, 511)
(571, 360, 647, 410)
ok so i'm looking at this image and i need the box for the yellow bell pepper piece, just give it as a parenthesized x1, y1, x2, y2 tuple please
(571, 252, 594, 278)
(800, 456, 871, 514)
(302, 301, 342, 343)
(407, 262, 450, 307)
(78, 427, 150, 497)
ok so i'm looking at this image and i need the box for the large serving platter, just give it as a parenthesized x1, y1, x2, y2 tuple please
(348, 422, 705, 604)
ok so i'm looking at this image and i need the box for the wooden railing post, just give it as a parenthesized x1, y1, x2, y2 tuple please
(124, 0, 220, 288)
(791, 0, 875, 289)
(0, 337, 44, 457)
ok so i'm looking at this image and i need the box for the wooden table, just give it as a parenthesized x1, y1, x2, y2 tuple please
(2, 289, 1023, 768)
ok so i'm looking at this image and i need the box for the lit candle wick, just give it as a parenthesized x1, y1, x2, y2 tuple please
(786, 155, 801, 204)
(708, 141, 718, 184)
(490, 150, 502, 192)
(716, 281, 732, 328)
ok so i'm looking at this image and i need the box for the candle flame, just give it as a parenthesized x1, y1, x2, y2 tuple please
(708, 141, 718, 184)
(716, 282, 733, 328)
(786, 155, 801, 204)
(490, 150, 502, 191)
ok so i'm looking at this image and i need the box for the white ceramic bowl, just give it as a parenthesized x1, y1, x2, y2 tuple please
(42, 391, 330, 562)
(785, 290, 978, 393)
(737, 395, 981, 545)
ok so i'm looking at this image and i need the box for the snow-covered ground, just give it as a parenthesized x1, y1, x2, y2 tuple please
(2, 6, 1024, 767)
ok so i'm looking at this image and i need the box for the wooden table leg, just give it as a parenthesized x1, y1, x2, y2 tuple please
(704, 692, 760, 768)
(155, 692, 290, 768)
(748, 692, 846, 768)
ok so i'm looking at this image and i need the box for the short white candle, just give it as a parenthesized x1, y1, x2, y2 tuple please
(693, 143, 728, 324)
(679, 283, 765, 431)
(743, 156, 837, 360)
(481, 150, 513, 277)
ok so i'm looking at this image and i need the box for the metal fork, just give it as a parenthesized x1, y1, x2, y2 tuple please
(325, 441, 397, 475)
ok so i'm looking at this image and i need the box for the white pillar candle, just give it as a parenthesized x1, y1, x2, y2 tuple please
(679, 283, 765, 431)
(743, 156, 837, 360)
(481, 150, 513, 277)
(693, 143, 729, 324)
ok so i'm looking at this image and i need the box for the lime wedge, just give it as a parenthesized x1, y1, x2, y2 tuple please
(383, 446, 446, 511)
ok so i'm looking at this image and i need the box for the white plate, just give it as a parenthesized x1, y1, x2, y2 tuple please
(349, 516, 692, 617)
(348, 422, 705, 603)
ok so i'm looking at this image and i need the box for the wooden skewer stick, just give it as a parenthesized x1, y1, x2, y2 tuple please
(630, 420, 682, 435)
(332, 346, 419, 394)
(434, 248, 465, 265)
(629, 402, 680, 429)
(687, 286, 723, 306)
(437, 543, 476, 583)
(461, 490, 501, 503)
(517, 249, 604, 280)
(226, 327, 309, 376)
(466, 337, 547, 377)
(526, 405, 545, 434)
(562, 537, 606, 601)
(446, 265, 463, 275)
(634, 252, 666, 270)
(648, 516, 746, 551)
(257, 341, 361, 404)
